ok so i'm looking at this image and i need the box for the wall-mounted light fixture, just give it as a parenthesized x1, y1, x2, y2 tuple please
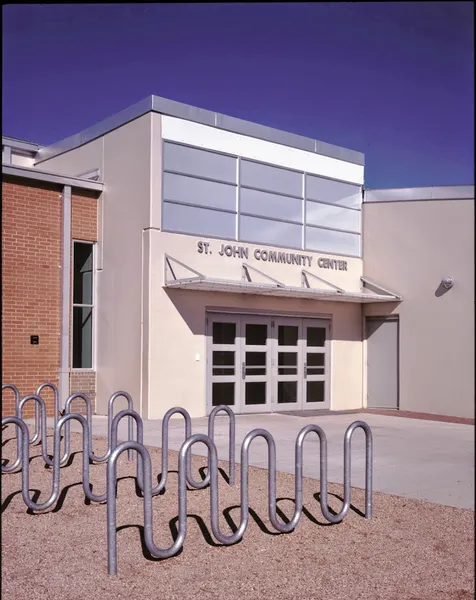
(441, 276, 453, 290)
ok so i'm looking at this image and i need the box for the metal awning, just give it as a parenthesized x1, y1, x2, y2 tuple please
(163, 255, 402, 304)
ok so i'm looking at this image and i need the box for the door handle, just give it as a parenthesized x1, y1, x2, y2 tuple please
(304, 363, 307, 379)
(242, 362, 246, 379)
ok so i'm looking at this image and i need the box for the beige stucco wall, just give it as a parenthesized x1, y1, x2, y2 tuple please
(36, 138, 104, 176)
(363, 198, 474, 418)
(94, 114, 153, 415)
(33, 115, 154, 415)
(147, 231, 364, 419)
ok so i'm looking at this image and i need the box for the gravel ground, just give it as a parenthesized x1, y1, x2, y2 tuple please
(1, 428, 474, 600)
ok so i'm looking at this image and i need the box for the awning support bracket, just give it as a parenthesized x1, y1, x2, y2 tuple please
(164, 254, 205, 284)
(301, 269, 345, 293)
(242, 263, 285, 288)
(360, 276, 402, 300)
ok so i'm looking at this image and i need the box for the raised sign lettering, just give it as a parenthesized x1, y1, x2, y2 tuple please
(197, 241, 347, 271)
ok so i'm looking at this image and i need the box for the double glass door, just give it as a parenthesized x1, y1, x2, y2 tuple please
(207, 313, 330, 414)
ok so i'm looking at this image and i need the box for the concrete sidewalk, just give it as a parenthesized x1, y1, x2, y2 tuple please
(37, 411, 474, 510)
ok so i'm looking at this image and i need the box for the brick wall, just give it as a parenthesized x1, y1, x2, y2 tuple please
(71, 189, 99, 242)
(2, 178, 62, 418)
(69, 371, 97, 414)
(2, 180, 99, 418)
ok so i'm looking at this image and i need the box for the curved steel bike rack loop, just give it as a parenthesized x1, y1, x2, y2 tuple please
(2, 384, 22, 472)
(61, 393, 93, 466)
(94, 392, 135, 463)
(36, 381, 60, 427)
(1, 413, 106, 510)
(156, 405, 234, 491)
(343, 420, 373, 520)
(3, 382, 59, 448)
(107, 434, 219, 576)
(108, 407, 194, 496)
(193, 404, 235, 489)
(2, 383, 21, 419)
(279, 420, 373, 528)
(110, 409, 144, 490)
(2, 383, 21, 414)
(157, 407, 196, 491)
(18, 395, 52, 467)
(36, 382, 61, 456)
(61, 391, 136, 465)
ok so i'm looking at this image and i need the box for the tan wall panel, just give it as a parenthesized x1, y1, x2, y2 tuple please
(363, 199, 474, 418)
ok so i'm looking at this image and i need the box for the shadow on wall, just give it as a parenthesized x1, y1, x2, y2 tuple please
(164, 288, 364, 342)
(434, 282, 452, 298)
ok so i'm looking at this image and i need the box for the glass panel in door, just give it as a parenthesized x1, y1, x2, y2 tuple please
(241, 318, 271, 412)
(208, 317, 240, 411)
(274, 318, 302, 410)
(303, 319, 329, 409)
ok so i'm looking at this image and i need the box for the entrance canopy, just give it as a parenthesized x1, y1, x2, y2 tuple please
(163, 255, 402, 304)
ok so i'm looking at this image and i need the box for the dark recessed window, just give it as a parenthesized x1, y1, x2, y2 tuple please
(72, 242, 94, 369)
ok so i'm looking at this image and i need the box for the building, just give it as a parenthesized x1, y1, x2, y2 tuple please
(2, 96, 474, 420)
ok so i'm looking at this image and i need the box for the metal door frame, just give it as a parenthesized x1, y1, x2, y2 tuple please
(207, 312, 332, 415)
(364, 315, 400, 409)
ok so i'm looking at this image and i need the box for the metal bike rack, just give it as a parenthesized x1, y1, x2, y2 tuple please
(1, 408, 144, 509)
(1, 383, 137, 466)
(36, 382, 60, 438)
(106, 421, 372, 576)
(2, 384, 22, 473)
(2, 383, 236, 492)
(60, 391, 135, 464)
(2, 383, 21, 413)
(3, 413, 104, 511)
(2, 387, 372, 578)
(2, 382, 60, 447)
(1, 386, 236, 496)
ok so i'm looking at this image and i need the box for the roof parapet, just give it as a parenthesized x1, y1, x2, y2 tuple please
(35, 95, 365, 166)
(364, 186, 474, 203)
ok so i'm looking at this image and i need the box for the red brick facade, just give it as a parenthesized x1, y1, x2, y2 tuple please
(71, 190, 99, 242)
(1, 178, 99, 418)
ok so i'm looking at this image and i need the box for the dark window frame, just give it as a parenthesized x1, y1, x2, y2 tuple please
(72, 241, 95, 370)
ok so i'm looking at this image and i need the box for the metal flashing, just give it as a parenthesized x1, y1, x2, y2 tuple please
(2, 164, 104, 192)
(35, 95, 365, 167)
(2, 136, 41, 152)
(364, 186, 474, 203)
(2, 145, 12, 165)
(35, 97, 154, 164)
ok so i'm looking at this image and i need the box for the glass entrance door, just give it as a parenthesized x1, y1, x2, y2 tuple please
(302, 319, 329, 409)
(207, 313, 330, 414)
(207, 315, 240, 410)
(273, 318, 303, 411)
(241, 316, 272, 413)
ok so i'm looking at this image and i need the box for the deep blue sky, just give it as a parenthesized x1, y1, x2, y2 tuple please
(2, 3, 474, 188)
